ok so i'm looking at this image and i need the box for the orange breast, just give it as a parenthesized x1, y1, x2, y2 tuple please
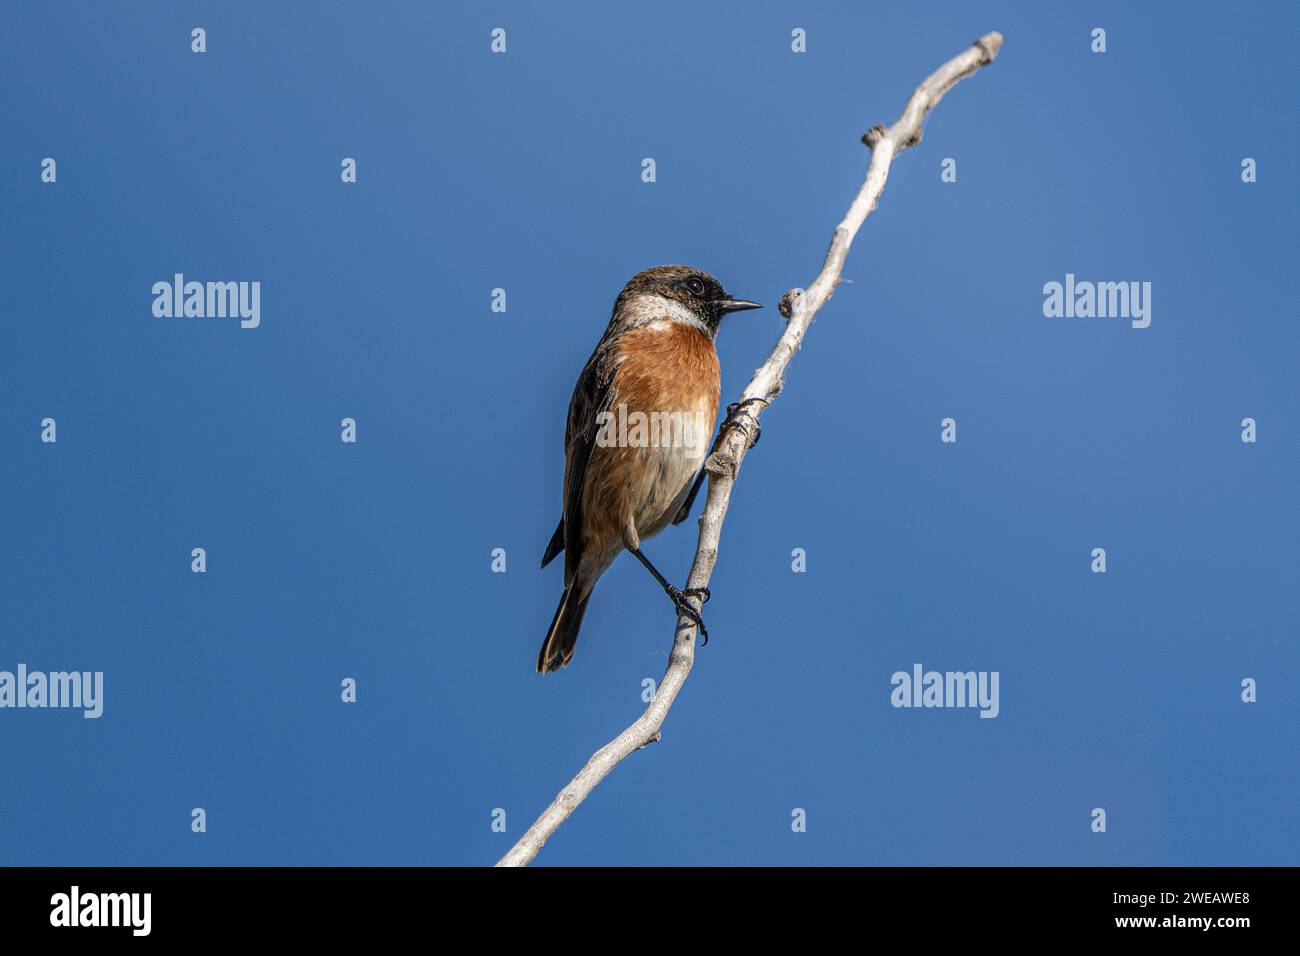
(614, 322, 720, 424)
(578, 322, 721, 552)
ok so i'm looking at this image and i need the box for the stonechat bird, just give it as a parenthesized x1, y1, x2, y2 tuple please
(537, 265, 761, 673)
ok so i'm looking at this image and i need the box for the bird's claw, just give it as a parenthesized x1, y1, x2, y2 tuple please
(722, 398, 767, 448)
(669, 586, 709, 645)
(683, 586, 710, 605)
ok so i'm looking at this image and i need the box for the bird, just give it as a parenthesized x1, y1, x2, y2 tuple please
(537, 265, 762, 673)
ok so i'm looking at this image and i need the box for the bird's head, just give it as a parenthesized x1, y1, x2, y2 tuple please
(613, 265, 761, 336)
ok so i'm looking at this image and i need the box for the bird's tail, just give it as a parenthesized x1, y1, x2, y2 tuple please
(537, 586, 592, 674)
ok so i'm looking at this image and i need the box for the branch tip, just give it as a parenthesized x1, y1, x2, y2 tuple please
(975, 32, 1003, 63)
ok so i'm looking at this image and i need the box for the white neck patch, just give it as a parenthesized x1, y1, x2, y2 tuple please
(623, 293, 709, 334)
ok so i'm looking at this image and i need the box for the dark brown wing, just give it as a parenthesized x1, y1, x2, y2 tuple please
(540, 349, 618, 588)
(540, 517, 565, 568)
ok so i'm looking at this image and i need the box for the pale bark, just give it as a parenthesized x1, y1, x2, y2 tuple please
(496, 31, 1003, 868)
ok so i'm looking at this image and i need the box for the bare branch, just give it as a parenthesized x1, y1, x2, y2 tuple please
(496, 31, 1003, 868)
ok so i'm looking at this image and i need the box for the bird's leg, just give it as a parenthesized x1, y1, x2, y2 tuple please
(629, 547, 709, 643)
(719, 398, 768, 448)
(672, 468, 706, 525)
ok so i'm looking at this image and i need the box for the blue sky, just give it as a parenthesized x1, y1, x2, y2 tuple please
(1, 1, 1296, 866)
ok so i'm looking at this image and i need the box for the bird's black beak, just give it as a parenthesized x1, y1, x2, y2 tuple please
(716, 298, 762, 315)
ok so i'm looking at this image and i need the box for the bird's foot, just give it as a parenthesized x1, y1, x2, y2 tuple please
(683, 586, 710, 605)
(668, 585, 709, 645)
(721, 398, 767, 448)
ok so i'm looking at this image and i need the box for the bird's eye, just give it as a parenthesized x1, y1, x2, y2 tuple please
(685, 277, 706, 297)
